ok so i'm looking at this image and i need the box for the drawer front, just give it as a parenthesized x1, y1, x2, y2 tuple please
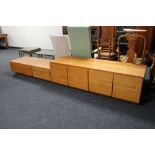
(32, 66, 51, 81)
(89, 69, 113, 96)
(112, 74, 143, 103)
(51, 64, 68, 85)
(10, 62, 32, 76)
(68, 66, 88, 91)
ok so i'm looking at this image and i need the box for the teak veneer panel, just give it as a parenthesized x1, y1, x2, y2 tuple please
(10, 56, 51, 80)
(10, 56, 51, 68)
(50, 56, 146, 104)
(51, 64, 68, 86)
(10, 62, 33, 76)
(32, 66, 51, 81)
(68, 66, 88, 91)
(51, 56, 146, 78)
(89, 69, 113, 96)
(112, 74, 143, 103)
(10, 56, 147, 104)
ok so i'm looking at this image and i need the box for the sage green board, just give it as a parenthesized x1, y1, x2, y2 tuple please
(67, 26, 92, 58)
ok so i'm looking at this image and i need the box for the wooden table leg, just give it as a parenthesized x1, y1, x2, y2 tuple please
(4, 35, 8, 48)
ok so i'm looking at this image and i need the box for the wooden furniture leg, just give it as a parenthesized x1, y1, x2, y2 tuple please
(4, 35, 8, 48)
(149, 60, 155, 86)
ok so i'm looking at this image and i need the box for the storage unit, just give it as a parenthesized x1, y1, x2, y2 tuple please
(112, 74, 143, 103)
(68, 66, 88, 90)
(50, 56, 146, 104)
(10, 62, 32, 76)
(89, 69, 113, 96)
(10, 56, 146, 104)
(10, 56, 51, 81)
(10, 56, 33, 76)
(51, 64, 68, 86)
(32, 66, 51, 81)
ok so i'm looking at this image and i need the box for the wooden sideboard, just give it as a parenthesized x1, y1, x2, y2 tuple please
(10, 56, 146, 104)
(10, 56, 51, 81)
(50, 56, 146, 104)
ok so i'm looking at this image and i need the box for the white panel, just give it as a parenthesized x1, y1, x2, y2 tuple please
(1, 26, 63, 49)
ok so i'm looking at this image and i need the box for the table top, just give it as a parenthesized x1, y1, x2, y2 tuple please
(10, 56, 147, 78)
(36, 50, 55, 56)
(18, 47, 41, 52)
(51, 56, 146, 78)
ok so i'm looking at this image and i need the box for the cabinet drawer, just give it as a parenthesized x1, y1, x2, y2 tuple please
(89, 69, 113, 96)
(10, 62, 32, 76)
(68, 66, 88, 91)
(51, 64, 68, 86)
(112, 74, 143, 103)
(32, 66, 51, 81)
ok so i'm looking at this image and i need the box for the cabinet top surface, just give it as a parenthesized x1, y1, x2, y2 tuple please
(51, 56, 146, 78)
(10, 56, 51, 69)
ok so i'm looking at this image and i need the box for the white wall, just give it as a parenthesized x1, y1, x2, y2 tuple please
(1, 26, 63, 49)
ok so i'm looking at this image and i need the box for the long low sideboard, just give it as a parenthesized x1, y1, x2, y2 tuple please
(10, 56, 146, 104)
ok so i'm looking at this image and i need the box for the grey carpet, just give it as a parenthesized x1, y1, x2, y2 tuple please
(0, 48, 155, 129)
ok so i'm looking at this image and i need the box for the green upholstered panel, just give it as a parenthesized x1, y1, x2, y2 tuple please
(67, 26, 92, 58)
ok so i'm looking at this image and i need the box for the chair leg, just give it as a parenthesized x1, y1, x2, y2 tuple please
(149, 60, 155, 87)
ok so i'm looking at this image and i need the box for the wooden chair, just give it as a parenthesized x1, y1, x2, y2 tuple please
(96, 38, 117, 60)
(149, 52, 155, 86)
(0, 34, 8, 48)
(118, 33, 146, 64)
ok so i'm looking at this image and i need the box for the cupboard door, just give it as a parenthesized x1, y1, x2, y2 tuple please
(89, 69, 113, 96)
(51, 64, 68, 86)
(32, 66, 51, 81)
(68, 66, 88, 91)
(112, 74, 143, 104)
(10, 62, 32, 76)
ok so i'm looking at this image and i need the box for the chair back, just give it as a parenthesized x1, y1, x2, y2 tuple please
(118, 33, 146, 64)
(96, 38, 115, 58)
(67, 26, 92, 58)
(0, 27, 2, 34)
(50, 35, 71, 59)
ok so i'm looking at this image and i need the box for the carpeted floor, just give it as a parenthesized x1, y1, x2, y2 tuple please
(0, 48, 155, 129)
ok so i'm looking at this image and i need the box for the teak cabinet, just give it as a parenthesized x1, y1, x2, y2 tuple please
(112, 74, 143, 103)
(51, 64, 68, 86)
(10, 56, 146, 104)
(10, 63, 33, 76)
(68, 66, 88, 91)
(89, 69, 113, 96)
(32, 66, 51, 81)
(10, 56, 51, 80)
(50, 56, 146, 104)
